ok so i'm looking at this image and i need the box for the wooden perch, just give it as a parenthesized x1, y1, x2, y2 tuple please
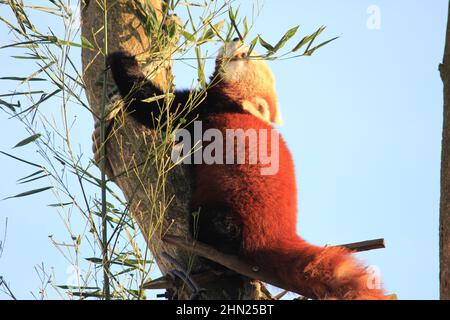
(339, 238, 385, 252)
(143, 235, 386, 298)
(158, 235, 303, 296)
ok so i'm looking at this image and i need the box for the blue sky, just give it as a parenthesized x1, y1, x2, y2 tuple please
(0, 0, 448, 299)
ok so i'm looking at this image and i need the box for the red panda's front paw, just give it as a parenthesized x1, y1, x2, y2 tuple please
(107, 51, 140, 77)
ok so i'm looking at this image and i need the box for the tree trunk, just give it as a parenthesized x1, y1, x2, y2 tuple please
(80, 0, 268, 300)
(440, 1, 450, 301)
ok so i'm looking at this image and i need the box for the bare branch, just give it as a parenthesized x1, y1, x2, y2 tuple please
(150, 235, 386, 299)
(339, 238, 385, 252)
(0, 276, 17, 300)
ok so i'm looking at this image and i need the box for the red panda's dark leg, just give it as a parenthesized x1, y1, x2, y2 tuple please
(107, 51, 194, 129)
(190, 204, 242, 255)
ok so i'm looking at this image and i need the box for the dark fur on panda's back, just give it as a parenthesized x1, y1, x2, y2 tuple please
(107, 51, 244, 130)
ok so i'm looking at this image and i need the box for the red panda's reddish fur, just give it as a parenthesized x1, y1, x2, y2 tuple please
(191, 113, 386, 299)
(107, 44, 387, 300)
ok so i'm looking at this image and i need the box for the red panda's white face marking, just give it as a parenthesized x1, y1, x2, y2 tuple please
(216, 40, 283, 125)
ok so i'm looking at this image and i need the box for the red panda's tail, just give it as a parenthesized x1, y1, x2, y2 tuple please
(252, 237, 387, 300)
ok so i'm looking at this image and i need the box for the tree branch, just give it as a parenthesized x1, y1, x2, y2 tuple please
(339, 238, 385, 252)
(143, 235, 385, 299)
(440, 0, 450, 300)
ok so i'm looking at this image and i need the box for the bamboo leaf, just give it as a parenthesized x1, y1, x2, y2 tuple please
(53, 155, 67, 166)
(247, 36, 259, 56)
(303, 36, 339, 56)
(56, 285, 99, 290)
(85, 257, 102, 264)
(113, 267, 137, 277)
(242, 16, 248, 36)
(14, 89, 61, 117)
(17, 170, 45, 182)
(3, 186, 53, 200)
(141, 93, 173, 103)
(85, 257, 150, 268)
(48, 202, 73, 207)
(258, 37, 275, 53)
(292, 26, 325, 52)
(195, 47, 206, 88)
(199, 20, 224, 43)
(274, 26, 299, 51)
(11, 54, 48, 60)
(80, 36, 94, 50)
(0, 91, 45, 97)
(0, 151, 43, 168)
(21, 62, 54, 84)
(181, 30, 195, 42)
(0, 77, 46, 82)
(13, 133, 41, 148)
(229, 7, 242, 41)
(0, 99, 18, 111)
(70, 291, 103, 298)
(18, 174, 49, 184)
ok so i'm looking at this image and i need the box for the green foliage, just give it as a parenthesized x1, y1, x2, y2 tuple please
(3, 186, 53, 200)
(13, 133, 41, 148)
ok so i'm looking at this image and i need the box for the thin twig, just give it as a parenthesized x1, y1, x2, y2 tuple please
(99, 0, 111, 300)
(161, 252, 200, 293)
(0, 276, 17, 300)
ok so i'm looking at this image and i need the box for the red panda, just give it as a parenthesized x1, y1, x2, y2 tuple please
(107, 39, 387, 300)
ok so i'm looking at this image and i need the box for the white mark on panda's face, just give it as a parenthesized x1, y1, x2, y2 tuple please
(215, 39, 283, 126)
(217, 38, 248, 60)
(216, 39, 249, 82)
(216, 39, 277, 90)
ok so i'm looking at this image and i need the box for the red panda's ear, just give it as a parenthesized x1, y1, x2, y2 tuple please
(242, 97, 283, 125)
(242, 98, 271, 124)
(271, 101, 283, 125)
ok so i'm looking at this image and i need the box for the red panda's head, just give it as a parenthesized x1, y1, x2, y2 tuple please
(214, 39, 283, 125)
